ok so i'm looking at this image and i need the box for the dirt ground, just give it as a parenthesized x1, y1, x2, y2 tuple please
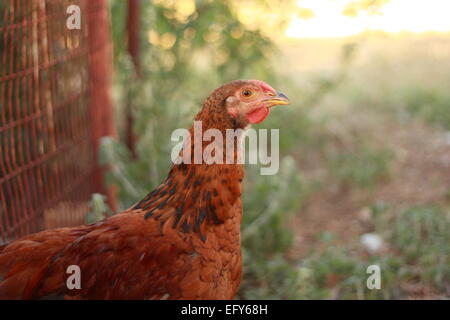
(288, 119, 450, 298)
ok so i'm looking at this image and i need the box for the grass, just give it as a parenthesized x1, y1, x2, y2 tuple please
(327, 146, 393, 189)
(401, 87, 450, 130)
(279, 205, 449, 299)
(390, 206, 449, 291)
(238, 157, 304, 299)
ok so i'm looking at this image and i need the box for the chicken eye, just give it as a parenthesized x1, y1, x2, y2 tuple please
(242, 89, 253, 98)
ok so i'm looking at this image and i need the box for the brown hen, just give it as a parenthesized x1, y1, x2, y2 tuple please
(0, 80, 289, 299)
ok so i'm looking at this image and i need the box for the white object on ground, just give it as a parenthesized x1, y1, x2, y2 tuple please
(361, 233, 383, 253)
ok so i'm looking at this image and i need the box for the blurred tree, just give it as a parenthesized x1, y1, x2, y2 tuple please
(342, 0, 391, 17)
(124, 0, 141, 159)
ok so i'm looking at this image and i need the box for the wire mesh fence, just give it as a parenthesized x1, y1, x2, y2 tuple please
(0, 0, 115, 243)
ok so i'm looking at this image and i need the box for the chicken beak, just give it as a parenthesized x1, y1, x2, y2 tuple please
(264, 91, 290, 108)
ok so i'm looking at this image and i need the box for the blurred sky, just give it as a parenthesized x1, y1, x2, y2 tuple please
(286, 0, 450, 38)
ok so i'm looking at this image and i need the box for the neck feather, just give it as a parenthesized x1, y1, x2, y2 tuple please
(134, 108, 244, 241)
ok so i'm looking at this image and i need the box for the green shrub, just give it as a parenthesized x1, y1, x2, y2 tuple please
(328, 146, 393, 188)
(282, 205, 450, 299)
(389, 206, 450, 290)
(402, 87, 450, 129)
(238, 156, 305, 299)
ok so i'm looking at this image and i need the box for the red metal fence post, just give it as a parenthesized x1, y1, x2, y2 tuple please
(125, 0, 140, 159)
(86, 0, 117, 213)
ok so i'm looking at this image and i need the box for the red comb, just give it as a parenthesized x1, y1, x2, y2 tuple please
(250, 80, 276, 93)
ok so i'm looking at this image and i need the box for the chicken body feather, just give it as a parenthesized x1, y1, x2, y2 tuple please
(0, 207, 242, 299)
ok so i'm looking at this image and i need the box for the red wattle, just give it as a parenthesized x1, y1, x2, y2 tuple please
(246, 107, 270, 124)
